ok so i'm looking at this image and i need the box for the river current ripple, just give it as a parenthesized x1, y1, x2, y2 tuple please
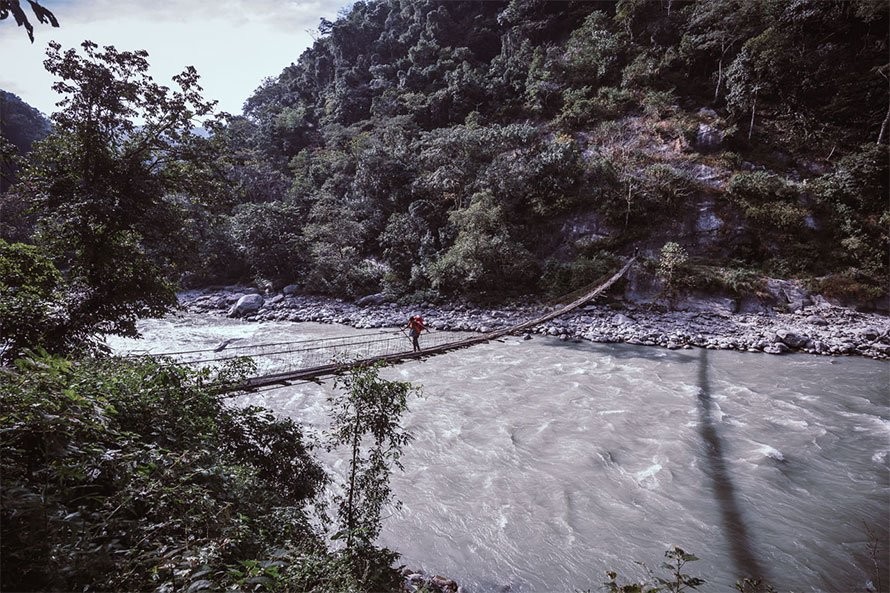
(111, 314, 890, 592)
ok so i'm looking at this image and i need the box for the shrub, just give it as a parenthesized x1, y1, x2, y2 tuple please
(810, 144, 889, 283)
(232, 201, 309, 286)
(557, 87, 599, 128)
(739, 200, 809, 232)
(658, 242, 689, 295)
(602, 546, 705, 593)
(684, 263, 765, 296)
(809, 271, 887, 304)
(1, 353, 331, 592)
(0, 239, 68, 362)
(727, 171, 810, 233)
(428, 192, 538, 295)
(727, 171, 797, 204)
(563, 11, 626, 86)
(641, 89, 679, 119)
(540, 253, 619, 297)
(639, 164, 696, 211)
(305, 245, 385, 297)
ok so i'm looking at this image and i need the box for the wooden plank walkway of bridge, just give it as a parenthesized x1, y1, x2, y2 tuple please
(226, 257, 636, 392)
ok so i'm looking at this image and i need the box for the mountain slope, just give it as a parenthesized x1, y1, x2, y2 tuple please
(217, 0, 887, 307)
(1, 90, 51, 192)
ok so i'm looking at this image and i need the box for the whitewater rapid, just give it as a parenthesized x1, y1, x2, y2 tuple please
(110, 314, 890, 592)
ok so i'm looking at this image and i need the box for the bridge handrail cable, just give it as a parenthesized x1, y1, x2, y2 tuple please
(128, 328, 409, 358)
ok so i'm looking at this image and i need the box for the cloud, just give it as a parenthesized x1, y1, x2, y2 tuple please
(0, 0, 349, 116)
(47, 0, 349, 33)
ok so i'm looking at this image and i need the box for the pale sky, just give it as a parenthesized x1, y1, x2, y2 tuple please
(1, 0, 352, 118)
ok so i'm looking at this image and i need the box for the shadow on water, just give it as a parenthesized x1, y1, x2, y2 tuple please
(537, 337, 699, 364)
(696, 348, 769, 584)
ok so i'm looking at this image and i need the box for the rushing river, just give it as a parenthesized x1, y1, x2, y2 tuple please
(110, 313, 890, 592)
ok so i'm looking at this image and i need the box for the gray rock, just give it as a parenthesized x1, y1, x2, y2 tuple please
(356, 292, 388, 307)
(765, 279, 813, 312)
(776, 329, 808, 349)
(764, 343, 790, 354)
(805, 315, 828, 326)
(267, 294, 284, 305)
(695, 123, 723, 151)
(282, 284, 300, 296)
(697, 107, 718, 120)
(871, 343, 890, 356)
(675, 296, 737, 314)
(611, 313, 635, 326)
(860, 326, 881, 341)
(696, 209, 723, 233)
(838, 342, 857, 354)
(228, 294, 264, 318)
(431, 575, 458, 591)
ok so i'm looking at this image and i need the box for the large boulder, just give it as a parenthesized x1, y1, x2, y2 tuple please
(775, 329, 808, 349)
(859, 326, 882, 341)
(282, 284, 300, 296)
(696, 208, 723, 233)
(805, 315, 828, 326)
(763, 342, 790, 355)
(765, 279, 812, 312)
(355, 292, 388, 307)
(228, 294, 264, 318)
(675, 295, 737, 314)
(695, 123, 723, 151)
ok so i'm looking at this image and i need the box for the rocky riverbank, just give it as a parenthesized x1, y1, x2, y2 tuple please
(182, 288, 890, 360)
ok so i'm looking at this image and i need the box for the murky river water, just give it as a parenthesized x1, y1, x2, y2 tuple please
(110, 314, 890, 592)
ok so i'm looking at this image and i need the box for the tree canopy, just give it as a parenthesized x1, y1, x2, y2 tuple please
(3, 0, 888, 312)
(210, 0, 886, 301)
(11, 40, 221, 354)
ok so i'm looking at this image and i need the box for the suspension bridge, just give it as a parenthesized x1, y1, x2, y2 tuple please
(134, 257, 636, 392)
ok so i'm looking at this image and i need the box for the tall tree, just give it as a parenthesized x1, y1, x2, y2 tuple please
(327, 363, 416, 552)
(17, 41, 218, 351)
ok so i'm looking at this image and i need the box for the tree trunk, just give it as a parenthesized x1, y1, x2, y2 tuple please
(715, 58, 723, 101)
(878, 101, 890, 145)
(625, 183, 632, 228)
(748, 95, 757, 141)
(346, 407, 361, 549)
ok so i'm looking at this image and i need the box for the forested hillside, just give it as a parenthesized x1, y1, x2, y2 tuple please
(192, 0, 886, 306)
(0, 90, 51, 194)
(1, 1, 887, 306)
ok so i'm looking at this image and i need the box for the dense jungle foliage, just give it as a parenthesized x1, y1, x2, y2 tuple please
(2, 0, 888, 307)
(1, 352, 415, 592)
(195, 0, 887, 303)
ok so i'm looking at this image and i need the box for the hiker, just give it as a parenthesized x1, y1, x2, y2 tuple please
(406, 315, 427, 352)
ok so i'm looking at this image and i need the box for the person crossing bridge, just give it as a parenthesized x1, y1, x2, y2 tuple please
(406, 315, 428, 352)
